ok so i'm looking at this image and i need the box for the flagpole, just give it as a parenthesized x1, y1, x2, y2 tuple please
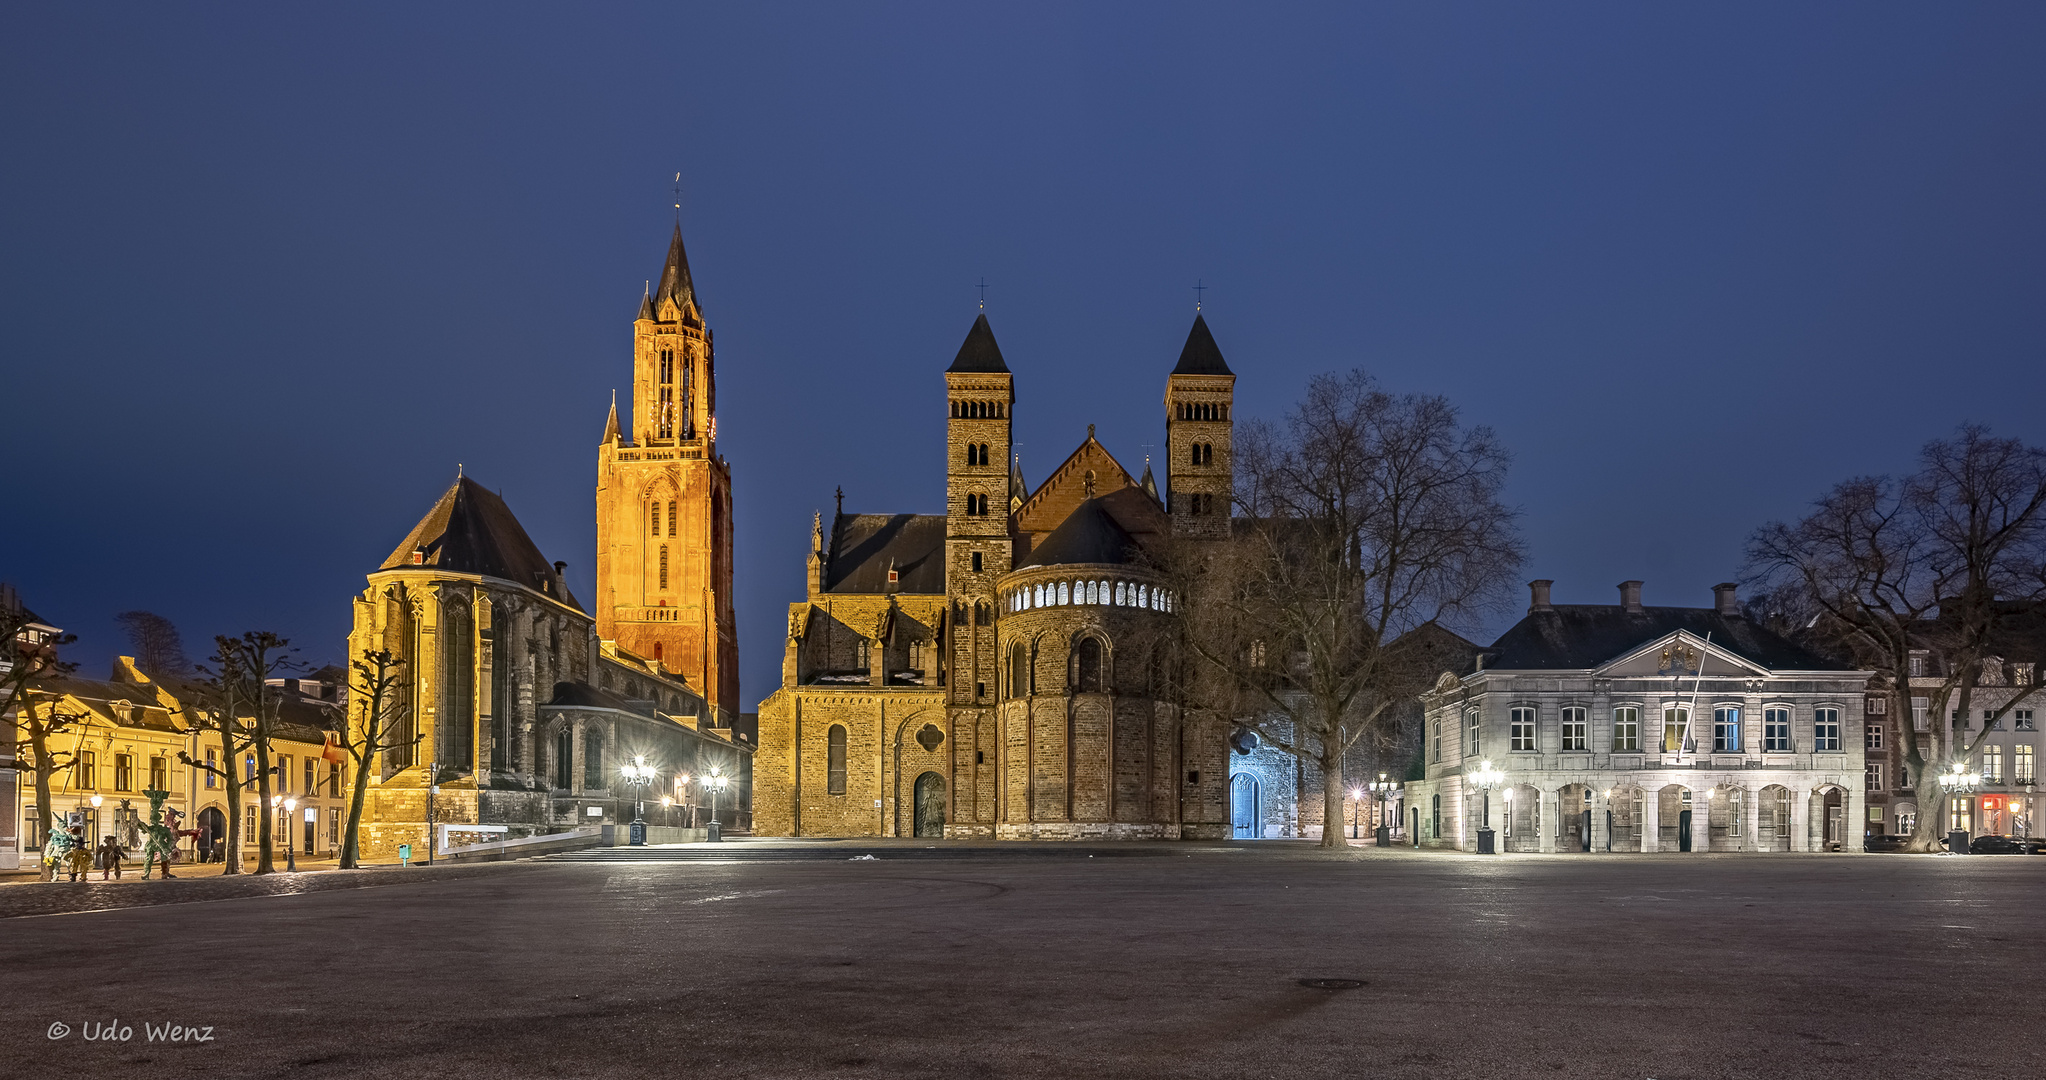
(1680, 633, 1712, 764)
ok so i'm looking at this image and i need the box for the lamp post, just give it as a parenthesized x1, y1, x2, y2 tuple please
(1372, 773, 1397, 847)
(1603, 788, 1616, 852)
(1349, 788, 1362, 840)
(619, 755, 656, 846)
(1469, 761, 1504, 854)
(1946, 762, 1981, 853)
(423, 762, 442, 866)
(707, 766, 729, 842)
(675, 773, 693, 830)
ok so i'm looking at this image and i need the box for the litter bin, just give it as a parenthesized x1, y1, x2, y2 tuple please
(1476, 827, 1496, 854)
(1374, 825, 1390, 848)
(1948, 829, 1970, 854)
(629, 821, 647, 846)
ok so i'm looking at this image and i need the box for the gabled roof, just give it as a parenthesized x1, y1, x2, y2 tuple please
(947, 313, 1009, 373)
(824, 513, 947, 594)
(653, 223, 700, 317)
(379, 477, 582, 610)
(1018, 498, 1139, 568)
(1171, 312, 1233, 376)
(1486, 606, 1846, 672)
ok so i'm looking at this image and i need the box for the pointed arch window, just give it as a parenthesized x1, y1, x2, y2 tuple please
(554, 727, 574, 789)
(583, 729, 604, 789)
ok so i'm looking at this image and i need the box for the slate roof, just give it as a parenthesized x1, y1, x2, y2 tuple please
(1017, 498, 1140, 568)
(824, 513, 948, 593)
(548, 680, 656, 717)
(380, 478, 582, 610)
(1486, 606, 1849, 672)
(1171, 313, 1233, 376)
(946, 313, 1009, 373)
(653, 223, 700, 316)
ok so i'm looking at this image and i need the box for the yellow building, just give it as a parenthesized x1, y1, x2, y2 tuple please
(13, 658, 350, 869)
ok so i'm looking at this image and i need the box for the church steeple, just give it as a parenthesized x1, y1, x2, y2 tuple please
(653, 222, 700, 320)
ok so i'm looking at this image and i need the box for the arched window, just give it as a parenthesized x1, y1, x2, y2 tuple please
(1010, 644, 1029, 699)
(1057, 582, 1069, 605)
(1138, 585, 1149, 608)
(583, 729, 603, 789)
(658, 545, 669, 591)
(1076, 637, 1103, 693)
(1032, 584, 1044, 608)
(554, 727, 573, 789)
(1115, 582, 1126, 606)
(827, 725, 847, 794)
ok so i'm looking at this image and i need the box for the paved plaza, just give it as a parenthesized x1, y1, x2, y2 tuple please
(3, 842, 2040, 1079)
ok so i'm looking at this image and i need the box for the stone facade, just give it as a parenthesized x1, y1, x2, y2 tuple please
(755, 313, 1240, 840)
(1405, 580, 1872, 854)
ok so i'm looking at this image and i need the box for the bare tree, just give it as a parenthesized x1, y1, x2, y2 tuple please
(1, 593, 86, 877)
(337, 648, 416, 869)
(114, 610, 191, 678)
(1746, 425, 2046, 852)
(178, 641, 257, 875)
(1169, 371, 1523, 848)
(180, 632, 299, 873)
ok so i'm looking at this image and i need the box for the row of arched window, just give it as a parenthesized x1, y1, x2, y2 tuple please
(1176, 402, 1228, 421)
(1006, 579, 1174, 613)
(952, 400, 1007, 419)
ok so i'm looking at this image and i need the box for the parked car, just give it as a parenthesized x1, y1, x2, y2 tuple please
(1969, 834, 2027, 854)
(1865, 834, 1911, 852)
(2021, 837, 2046, 855)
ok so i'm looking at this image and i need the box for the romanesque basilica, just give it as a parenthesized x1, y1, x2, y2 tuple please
(754, 312, 1244, 839)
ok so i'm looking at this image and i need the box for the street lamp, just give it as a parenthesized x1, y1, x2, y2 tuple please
(1371, 773, 1398, 847)
(424, 761, 442, 866)
(269, 794, 298, 872)
(619, 755, 657, 846)
(675, 773, 693, 829)
(706, 766, 730, 842)
(1603, 788, 1616, 852)
(1350, 788, 1362, 840)
(1468, 761, 1504, 854)
(1947, 762, 1982, 853)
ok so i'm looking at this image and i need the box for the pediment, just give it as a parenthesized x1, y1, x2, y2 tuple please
(1593, 630, 1768, 679)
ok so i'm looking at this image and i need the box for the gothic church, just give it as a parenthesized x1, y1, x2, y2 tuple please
(755, 313, 1240, 839)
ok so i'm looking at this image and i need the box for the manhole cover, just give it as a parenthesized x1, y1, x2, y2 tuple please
(1297, 978, 1367, 990)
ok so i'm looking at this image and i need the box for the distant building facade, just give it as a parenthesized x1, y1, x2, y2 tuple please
(1407, 580, 1872, 853)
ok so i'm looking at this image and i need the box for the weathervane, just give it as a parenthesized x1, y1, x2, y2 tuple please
(673, 172, 683, 221)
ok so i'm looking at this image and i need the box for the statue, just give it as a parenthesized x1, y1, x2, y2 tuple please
(44, 810, 89, 883)
(139, 788, 180, 879)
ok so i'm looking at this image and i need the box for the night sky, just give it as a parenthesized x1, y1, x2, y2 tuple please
(6, 5, 2044, 706)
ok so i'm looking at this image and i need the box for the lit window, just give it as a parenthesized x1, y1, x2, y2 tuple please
(2017, 746, 2035, 783)
(1713, 707, 1741, 753)
(1662, 707, 1690, 753)
(1983, 746, 2003, 784)
(114, 754, 133, 791)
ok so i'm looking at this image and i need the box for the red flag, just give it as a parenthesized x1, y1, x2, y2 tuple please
(321, 733, 346, 765)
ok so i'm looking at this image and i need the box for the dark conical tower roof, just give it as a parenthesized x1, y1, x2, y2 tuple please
(947, 313, 1009, 373)
(653, 223, 700, 316)
(1171, 312, 1233, 376)
(1018, 498, 1139, 567)
(380, 477, 582, 610)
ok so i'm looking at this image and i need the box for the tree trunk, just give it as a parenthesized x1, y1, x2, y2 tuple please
(341, 752, 374, 869)
(27, 709, 56, 882)
(216, 720, 244, 875)
(253, 738, 274, 874)
(1319, 727, 1347, 848)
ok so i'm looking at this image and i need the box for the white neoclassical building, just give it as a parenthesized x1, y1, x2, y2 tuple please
(1406, 580, 1872, 854)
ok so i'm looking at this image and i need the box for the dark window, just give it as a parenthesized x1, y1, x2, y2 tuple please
(668, 500, 678, 537)
(1076, 638, 1103, 693)
(659, 545, 669, 590)
(114, 754, 132, 791)
(971, 551, 983, 573)
(442, 599, 473, 771)
(1010, 644, 1029, 698)
(554, 727, 574, 789)
(583, 729, 604, 789)
(827, 725, 847, 794)
(150, 756, 169, 791)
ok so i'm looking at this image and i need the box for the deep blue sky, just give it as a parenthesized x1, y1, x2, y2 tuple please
(6, 5, 2044, 705)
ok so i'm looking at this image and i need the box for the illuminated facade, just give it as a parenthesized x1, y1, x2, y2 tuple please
(754, 314, 1239, 839)
(1406, 580, 1872, 853)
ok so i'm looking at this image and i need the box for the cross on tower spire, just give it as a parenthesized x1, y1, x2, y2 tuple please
(1193, 279, 1206, 311)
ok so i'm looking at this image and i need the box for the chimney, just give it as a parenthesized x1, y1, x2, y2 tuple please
(1713, 582, 1740, 617)
(1618, 580, 1644, 614)
(1528, 579, 1554, 614)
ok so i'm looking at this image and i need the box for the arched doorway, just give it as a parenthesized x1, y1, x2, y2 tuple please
(913, 772, 947, 838)
(1231, 773, 1259, 838)
(1758, 785, 1792, 851)
(1811, 785, 1845, 851)
(197, 806, 227, 862)
(1659, 785, 1694, 852)
(1608, 786, 1643, 852)
(1560, 785, 1592, 851)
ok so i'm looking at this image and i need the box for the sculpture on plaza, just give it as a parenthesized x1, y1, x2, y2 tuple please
(139, 788, 181, 879)
(44, 810, 90, 882)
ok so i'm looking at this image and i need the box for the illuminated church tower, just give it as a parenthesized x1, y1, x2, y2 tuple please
(594, 224, 739, 722)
